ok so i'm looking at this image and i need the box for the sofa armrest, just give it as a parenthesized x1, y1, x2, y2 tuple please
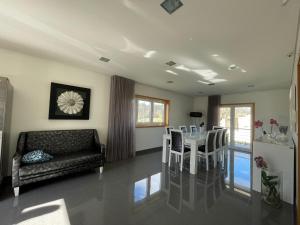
(12, 132, 27, 187)
(93, 130, 105, 161)
(12, 152, 22, 188)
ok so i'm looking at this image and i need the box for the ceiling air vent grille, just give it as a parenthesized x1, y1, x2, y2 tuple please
(166, 61, 176, 66)
(99, 57, 110, 62)
(161, 0, 183, 14)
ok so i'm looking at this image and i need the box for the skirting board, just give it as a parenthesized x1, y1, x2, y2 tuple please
(136, 147, 162, 156)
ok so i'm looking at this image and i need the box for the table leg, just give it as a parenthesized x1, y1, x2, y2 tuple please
(189, 141, 198, 175)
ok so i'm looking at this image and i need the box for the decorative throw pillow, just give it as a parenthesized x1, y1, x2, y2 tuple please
(22, 150, 53, 164)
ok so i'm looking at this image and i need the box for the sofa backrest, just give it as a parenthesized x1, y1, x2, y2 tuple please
(24, 129, 96, 155)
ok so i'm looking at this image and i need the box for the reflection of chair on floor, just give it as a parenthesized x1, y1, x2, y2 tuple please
(167, 168, 183, 213)
(196, 169, 223, 213)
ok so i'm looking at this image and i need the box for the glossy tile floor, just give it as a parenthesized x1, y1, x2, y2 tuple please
(0, 150, 295, 225)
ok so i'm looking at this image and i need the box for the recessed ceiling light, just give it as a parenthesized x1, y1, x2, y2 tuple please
(212, 54, 219, 57)
(99, 57, 110, 62)
(161, 0, 183, 14)
(241, 69, 247, 73)
(175, 65, 191, 72)
(228, 64, 238, 70)
(144, 50, 156, 58)
(197, 80, 210, 85)
(208, 83, 215, 86)
(166, 70, 178, 75)
(166, 61, 176, 66)
(167, 80, 174, 84)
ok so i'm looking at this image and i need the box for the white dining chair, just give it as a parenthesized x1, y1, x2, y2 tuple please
(165, 126, 174, 135)
(190, 125, 197, 133)
(179, 126, 187, 133)
(215, 129, 223, 165)
(221, 129, 228, 167)
(197, 130, 217, 171)
(212, 126, 223, 130)
(169, 130, 191, 171)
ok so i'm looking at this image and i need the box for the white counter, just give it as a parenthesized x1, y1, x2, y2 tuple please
(252, 140, 294, 204)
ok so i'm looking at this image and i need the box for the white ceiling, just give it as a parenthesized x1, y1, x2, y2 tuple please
(0, 0, 299, 96)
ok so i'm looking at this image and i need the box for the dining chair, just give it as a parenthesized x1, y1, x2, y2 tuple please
(190, 125, 198, 133)
(221, 129, 228, 167)
(165, 126, 174, 135)
(212, 126, 223, 130)
(179, 126, 187, 133)
(169, 130, 191, 172)
(215, 129, 223, 165)
(197, 130, 217, 171)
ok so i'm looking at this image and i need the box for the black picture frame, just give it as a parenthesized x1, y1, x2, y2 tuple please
(48, 82, 91, 120)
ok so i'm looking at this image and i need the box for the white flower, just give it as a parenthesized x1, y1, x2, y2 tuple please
(57, 91, 84, 115)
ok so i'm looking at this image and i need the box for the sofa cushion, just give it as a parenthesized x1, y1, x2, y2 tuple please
(25, 130, 95, 155)
(22, 150, 53, 164)
(19, 150, 101, 178)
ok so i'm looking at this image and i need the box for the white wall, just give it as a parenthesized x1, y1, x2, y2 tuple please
(0, 48, 195, 175)
(222, 89, 290, 127)
(135, 84, 193, 151)
(0, 48, 111, 175)
(193, 89, 290, 133)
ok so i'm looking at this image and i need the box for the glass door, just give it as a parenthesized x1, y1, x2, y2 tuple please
(219, 104, 253, 152)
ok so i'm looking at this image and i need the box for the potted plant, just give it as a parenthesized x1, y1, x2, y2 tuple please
(254, 156, 281, 208)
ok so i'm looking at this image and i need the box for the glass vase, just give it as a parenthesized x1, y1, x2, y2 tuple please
(261, 169, 282, 208)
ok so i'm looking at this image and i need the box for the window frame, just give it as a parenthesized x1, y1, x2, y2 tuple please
(135, 95, 170, 128)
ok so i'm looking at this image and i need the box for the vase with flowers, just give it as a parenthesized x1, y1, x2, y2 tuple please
(269, 118, 279, 138)
(254, 156, 281, 208)
(254, 120, 264, 140)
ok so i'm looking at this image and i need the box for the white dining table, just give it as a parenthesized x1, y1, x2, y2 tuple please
(162, 132, 207, 175)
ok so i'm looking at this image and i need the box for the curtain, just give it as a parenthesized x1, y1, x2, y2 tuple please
(106, 75, 135, 162)
(207, 95, 221, 131)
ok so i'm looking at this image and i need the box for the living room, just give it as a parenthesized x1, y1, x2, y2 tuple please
(0, 1, 300, 225)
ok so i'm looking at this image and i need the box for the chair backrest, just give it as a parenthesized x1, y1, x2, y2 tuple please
(213, 126, 223, 130)
(221, 129, 227, 147)
(165, 126, 174, 135)
(170, 130, 184, 153)
(179, 126, 187, 133)
(190, 125, 197, 133)
(215, 129, 223, 149)
(205, 130, 217, 153)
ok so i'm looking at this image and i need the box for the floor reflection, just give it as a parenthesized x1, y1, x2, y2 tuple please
(0, 150, 294, 225)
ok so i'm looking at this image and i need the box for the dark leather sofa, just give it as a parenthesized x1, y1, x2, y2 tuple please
(12, 129, 105, 196)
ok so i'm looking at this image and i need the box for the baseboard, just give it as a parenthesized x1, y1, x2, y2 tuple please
(136, 147, 162, 156)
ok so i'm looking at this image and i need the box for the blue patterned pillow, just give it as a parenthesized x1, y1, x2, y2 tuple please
(22, 150, 53, 164)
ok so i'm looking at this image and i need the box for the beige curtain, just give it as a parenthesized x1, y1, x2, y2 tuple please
(106, 75, 135, 162)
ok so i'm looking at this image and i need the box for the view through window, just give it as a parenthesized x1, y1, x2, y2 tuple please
(136, 95, 169, 127)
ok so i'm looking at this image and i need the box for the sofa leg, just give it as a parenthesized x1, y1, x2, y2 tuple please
(14, 187, 19, 197)
(99, 167, 103, 174)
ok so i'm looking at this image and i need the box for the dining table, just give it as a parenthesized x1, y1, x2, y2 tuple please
(162, 132, 207, 175)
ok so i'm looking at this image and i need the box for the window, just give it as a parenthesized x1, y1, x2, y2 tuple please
(136, 95, 169, 128)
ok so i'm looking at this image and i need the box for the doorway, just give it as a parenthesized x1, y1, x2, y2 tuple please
(219, 104, 254, 152)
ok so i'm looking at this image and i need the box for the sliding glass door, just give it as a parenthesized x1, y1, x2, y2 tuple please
(219, 104, 253, 152)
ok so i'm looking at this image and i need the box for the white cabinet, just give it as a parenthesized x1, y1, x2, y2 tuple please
(252, 140, 294, 204)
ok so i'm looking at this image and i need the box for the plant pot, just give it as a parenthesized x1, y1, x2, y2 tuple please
(261, 170, 282, 208)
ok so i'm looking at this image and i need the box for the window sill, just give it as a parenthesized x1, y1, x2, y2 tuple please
(136, 125, 167, 128)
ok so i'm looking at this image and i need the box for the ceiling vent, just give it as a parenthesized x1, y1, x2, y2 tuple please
(166, 61, 176, 66)
(161, 0, 183, 14)
(99, 57, 110, 62)
(208, 83, 215, 86)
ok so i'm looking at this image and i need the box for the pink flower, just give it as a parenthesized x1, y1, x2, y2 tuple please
(254, 156, 268, 169)
(254, 120, 263, 128)
(270, 118, 278, 126)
